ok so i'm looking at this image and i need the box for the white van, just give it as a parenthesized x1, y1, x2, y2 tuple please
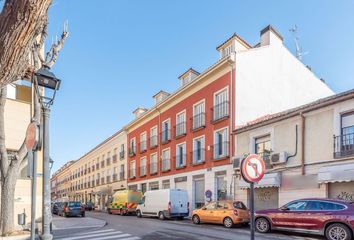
(136, 189, 189, 220)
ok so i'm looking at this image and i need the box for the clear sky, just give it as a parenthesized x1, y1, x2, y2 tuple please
(47, 0, 354, 172)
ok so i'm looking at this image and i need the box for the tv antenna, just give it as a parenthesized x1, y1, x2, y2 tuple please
(289, 25, 308, 61)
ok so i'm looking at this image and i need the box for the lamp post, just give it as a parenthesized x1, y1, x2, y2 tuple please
(34, 66, 61, 240)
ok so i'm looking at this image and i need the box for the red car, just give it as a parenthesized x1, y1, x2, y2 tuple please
(255, 198, 354, 240)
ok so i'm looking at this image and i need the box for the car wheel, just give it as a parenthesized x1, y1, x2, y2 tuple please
(223, 217, 234, 228)
(192, 215, 200, 224)
(326, 223, 352, 240)
(158, 211, 165, 220)
(255, 217, 270, 233)
(136, 210, 142, 218)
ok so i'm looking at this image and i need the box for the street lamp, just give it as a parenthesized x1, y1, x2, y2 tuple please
(49, 158, 54, 170)
(33, 66, 61, 240)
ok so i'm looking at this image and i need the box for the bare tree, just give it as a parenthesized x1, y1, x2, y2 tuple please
(0, 0, 68, 235)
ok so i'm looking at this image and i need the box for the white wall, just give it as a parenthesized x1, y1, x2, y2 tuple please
(234, 43, 334, 126)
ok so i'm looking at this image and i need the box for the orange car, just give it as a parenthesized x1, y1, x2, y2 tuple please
(192, 200, 250, 228)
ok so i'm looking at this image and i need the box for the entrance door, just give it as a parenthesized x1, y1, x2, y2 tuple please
(194, 179, 205, 209)
(254, 187, 279, 211)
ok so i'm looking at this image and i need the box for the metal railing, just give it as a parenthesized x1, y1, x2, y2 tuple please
(106, 158, 111, 166)
(96, 163, 99, 170)
(150, 135, 158, 148)
(213, 141, 229, 160)
(140, 166, 146, 176)
(91, 180, 95, 187)
(119, 151, 125, 160)
(175, 122, 186, 137)
(161, 130, 171, 143)
(334, 133, 354, 158)
(212, 101, 229, 122)
(150, 162, 158, 174)
(106, 176, 111, 183)
(257, 152, 272, 169)
(96, 179, 99, 185)
(112, 154, 118, 163)
(192, 149, 205, 164)
(101, 161, 105, 168)
(113, 174, 117, 181)
(129, 169, 136, 179)
(119, 171, 125, 180)
(139, 141, 147, 153)
(192, 113, 205, 130)
(129, 148, 136, 157)
(162, 158, 171, 171)
(101, 177, 105, 185)
(175, 154, 186, 168)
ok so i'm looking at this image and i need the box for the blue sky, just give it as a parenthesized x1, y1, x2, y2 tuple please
(47, 0, 354, 172)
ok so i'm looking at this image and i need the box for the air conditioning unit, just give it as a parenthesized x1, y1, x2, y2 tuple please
(270, 152, 288, 165)
(232, 157, 241, 169)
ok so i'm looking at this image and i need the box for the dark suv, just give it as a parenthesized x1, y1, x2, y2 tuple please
(255, 198, 354, 240)
(58, 201, 85, 217)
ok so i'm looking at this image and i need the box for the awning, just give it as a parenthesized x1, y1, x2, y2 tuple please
(318, 163, 354, 183)
(239, 172, 281, 189)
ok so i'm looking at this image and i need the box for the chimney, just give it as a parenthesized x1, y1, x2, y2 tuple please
(178, 68, 200, 87)
(260, 25, 283, 47)
(133, 107, 148, 119)
(152, 90, 170, 105)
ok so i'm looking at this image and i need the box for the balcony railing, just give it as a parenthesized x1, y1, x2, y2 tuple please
(113, 174, 117, 181)
(101, 177, 105, 185)
(175, 154, 187, 168)
(334, 133, 354, 158)
(150, 135, 158, 148)
(212, 101, 229, 122)
(139, 141, 147, 153)
(106, 176, 111, 183)
(192, 113, 206, 130)
(101, 161, 105, 168)
(150, 162, 158, 174)
(88, 168, 91, 173)
(162, 158, 171, 171)
(213, 141, 229, 160)
(96, 179, 99, 185)
(91, 180, 95, 187)
(119, 171, 125, 180)
(175, 122, 186, 138)
(113, 154, 118, 163)
(96, 163, 99, 170)
(129, 169, 136, 179)
(106, 158, 111, 166)
(140, 166, 146, 177)
(129, 148, 136, 157)
(161, 130, 171, 144)
(119, 151, 125, 160)
(192, 149, 205, 165)
(257, 152, 272, 169)
(87, 182, 90, 188)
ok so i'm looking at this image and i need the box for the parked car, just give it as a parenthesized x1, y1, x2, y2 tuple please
(51, 202, 60, 215)
(84, 202, 95, 211)
(107, 189, 143, 215)
(136, 189, 189, 220)
(58, 201, 85, 217)
(255, 198, 354, 240)
(192, 200, 250, 228)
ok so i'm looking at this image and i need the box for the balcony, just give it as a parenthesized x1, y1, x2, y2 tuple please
(175, 154, 187, 169)
(192, 113, 206, 131)
(140, 166, 146, 177)
(175, 122, 186, 138)
(106, 158, 111, 166)
(87, 182, 90, 188)
(334, 133, 354, 158)
(139, 141, 147, 153)
(101, 161, 105, 168)
(161, 130, 171, 144)
(101, 177, 105, 185)
(119, 151, 125, 160)
(113, 174, 117, 181)
(129, 148, 136, 157)
(96, 163, 99, 170)
(150, 162, 158, 174)
(88, 168, 91, 173)
(192, 149, 205, 165)
(113, 154, 118, 163)
(162, 158, 171, 172)
(106, 176, 111, 183)
(91, 180, 95, 187)
(150, 136, 158, 149)
(80, 184, 83, 189)
(96, 179, 99, 185)
(84, 169, 87, 175)
(129, 169, 136, 179)
(84, 183, 87, 189)
(119, 171, 125, 180)
(212, 141, 229, 160)
(212, 101, 229, 122)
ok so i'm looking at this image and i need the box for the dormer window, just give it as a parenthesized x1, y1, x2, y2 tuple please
(178, 68, 200, 87)
(221, 44, 234, 58)
(153, 90, 170, 105)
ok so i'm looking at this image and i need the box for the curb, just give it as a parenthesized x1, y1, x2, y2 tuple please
(0, 235, 30, 240)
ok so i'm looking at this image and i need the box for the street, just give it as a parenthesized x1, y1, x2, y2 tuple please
(52, 211, 323, 240)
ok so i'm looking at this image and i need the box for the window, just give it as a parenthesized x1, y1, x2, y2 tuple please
(129, 138, 136, 156)
(205, 202, 217, 210)
(213, 89, 229, 121)
(161, 120, 171, 143)
(150, 126, 158, 148)
(176, 143, 186, 168)
(140, 132, 147, 152)
(214, 128, 228, 159)
(120, 164, 125, 180)
(193, 137, 205, 164)
(193, 101, 205, 130)
(149, 181, 159, 191)
(285, 201, 308, 211)
(140, 157, 147, 176)
(306, 201, 346, 211)
(175, 111, 186, 137)
(222, 44, 234, 58)
(336, 112, 354, 157)
(162, 180, 170, 189)
(162, 149, 170, 171)
(130, 161, 136, 179)
(255, 135, 271, 168)
(150, 153, 158, 174)
(119, 145, 124, 160)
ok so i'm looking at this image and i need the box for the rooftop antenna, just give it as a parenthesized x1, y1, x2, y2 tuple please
(289, 25, 308, 61)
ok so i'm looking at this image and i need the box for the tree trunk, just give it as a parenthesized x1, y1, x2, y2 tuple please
(0, 0, 52, 88)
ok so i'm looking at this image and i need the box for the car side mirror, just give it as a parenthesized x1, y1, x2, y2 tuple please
(280, 206, 289, 211)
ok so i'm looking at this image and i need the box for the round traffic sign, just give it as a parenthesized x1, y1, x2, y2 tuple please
(241, 154, 265, 183)
(25, 122, 39, 151)
(205, 190, 212, 198)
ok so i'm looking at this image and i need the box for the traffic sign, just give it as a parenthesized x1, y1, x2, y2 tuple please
(241, 154, 265, 183)
(205, 190, 212, 198)
(25, 122, 40, 151)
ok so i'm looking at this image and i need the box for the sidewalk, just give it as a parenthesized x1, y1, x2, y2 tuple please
(0, 234, 30, 240)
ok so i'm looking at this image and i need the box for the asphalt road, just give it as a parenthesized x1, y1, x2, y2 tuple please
(53, 211, 324, 240)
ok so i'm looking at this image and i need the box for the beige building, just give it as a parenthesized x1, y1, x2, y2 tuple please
(52, 129, 127, 210)
(233, 89, 354, 210)
(1, 83, 43, 229)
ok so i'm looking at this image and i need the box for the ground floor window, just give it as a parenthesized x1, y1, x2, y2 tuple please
(194, 178, 205, 209)
(141, 183, 147, 193)
(128, 184, 137, 190)
(149, 181, 159, 190)
(216, 175, 227, 200)
(162, 180, 170, 189)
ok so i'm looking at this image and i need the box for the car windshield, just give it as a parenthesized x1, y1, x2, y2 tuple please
(69, 202, 81, 207)
(233, 201, 247, 210)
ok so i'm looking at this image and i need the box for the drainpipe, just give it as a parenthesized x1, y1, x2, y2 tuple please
(301, 113, 305, 175)
(228, 54, 235, 199)
(156, 107, 162, 178)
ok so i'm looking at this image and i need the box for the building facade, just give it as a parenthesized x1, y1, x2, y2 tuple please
(125, 25, 333, 212)
(51, 130, 128, 210)
(233, 89, 354, 210)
